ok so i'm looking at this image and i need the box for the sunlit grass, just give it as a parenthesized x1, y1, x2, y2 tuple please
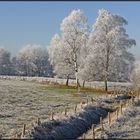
(39, 84, 112, 95)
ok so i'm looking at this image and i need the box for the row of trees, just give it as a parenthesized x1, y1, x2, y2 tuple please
(48, 9, 136, 90)
(0, 9, 136, 91)
(0, 45, 53, 77)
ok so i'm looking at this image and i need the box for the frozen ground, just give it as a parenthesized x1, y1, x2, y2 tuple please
(85, 99, 140, 139)
(104, 99, 140, 139)
(0, 79, 108, 138)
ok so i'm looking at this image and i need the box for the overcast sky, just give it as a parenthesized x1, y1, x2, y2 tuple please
(0, 2, 139, 60)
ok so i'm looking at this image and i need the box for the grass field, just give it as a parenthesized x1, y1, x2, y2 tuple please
(0, 79, 109, 137)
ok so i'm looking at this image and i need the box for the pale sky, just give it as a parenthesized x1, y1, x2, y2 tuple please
(0, 2, 139, 60)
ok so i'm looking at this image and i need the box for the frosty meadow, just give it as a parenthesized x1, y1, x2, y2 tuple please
(0, 8, 140, 139)
(0, 9, 137, 90)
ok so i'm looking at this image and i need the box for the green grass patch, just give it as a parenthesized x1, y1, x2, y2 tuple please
(39, 84, 77, 94)
(38, 84, 112, 95)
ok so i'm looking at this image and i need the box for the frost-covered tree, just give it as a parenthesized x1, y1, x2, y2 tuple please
(10, 56, 19, 75)
(87, 9, 136, 91)
(131, 61, 140, 89)
(31, 46, 52, 76)
(16, 44, 52, 76)
(60, 9, 89, 87)
(109, 51, 135, 82)
(78, 51, 103, 85)
(16, 45, 35, 76)
(48, 34, 74, 86)
(0, 48, 12, 75)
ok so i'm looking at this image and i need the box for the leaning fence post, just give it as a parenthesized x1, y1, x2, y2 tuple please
(92, 124, 95, 139)
(21, 124, 26, 138)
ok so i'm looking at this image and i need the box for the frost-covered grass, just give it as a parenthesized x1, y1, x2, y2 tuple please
(0, 79, 109, 137)
(85, 98, 140, 139)
(102, 99, 140, 139)
(13, 94, 130, 139)
(24, 105, 110, 139)
(0, 75, 132, 90)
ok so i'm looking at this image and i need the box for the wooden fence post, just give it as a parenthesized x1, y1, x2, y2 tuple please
(137, 90, 139, 99)
(15, 133, 18, 138)
(115, 90, 118, 97)
(92, 124, 95, 139)
(132, 96, 134, 104)
(100, 117, 104, 131)
(64, 107, 67, 116)
(83, 133, 86, 139)
(116, 109, 119, 119)
(127, 99, 129, 107)
(37, 118, 41, 125)
(74, 104, 77, 113)
(114, 86, 116, 92)
(108, 112, 111, 125)
(51, 111, 54, 120)
(120, 103, 123, 115)
(81, 102, 83, 109)
(86, 98, 88, 105)
(21, 124, 26, 138)
(100, 116, 104, 139)
(91, 97, 94, 104)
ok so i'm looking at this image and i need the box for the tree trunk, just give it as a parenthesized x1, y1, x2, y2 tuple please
(66, 75, 69, 86)
(76, 73, 80, 88)
(105, 78, 108, 91)
(82, 80, 85, 88)
(74, 63, 80, 88)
